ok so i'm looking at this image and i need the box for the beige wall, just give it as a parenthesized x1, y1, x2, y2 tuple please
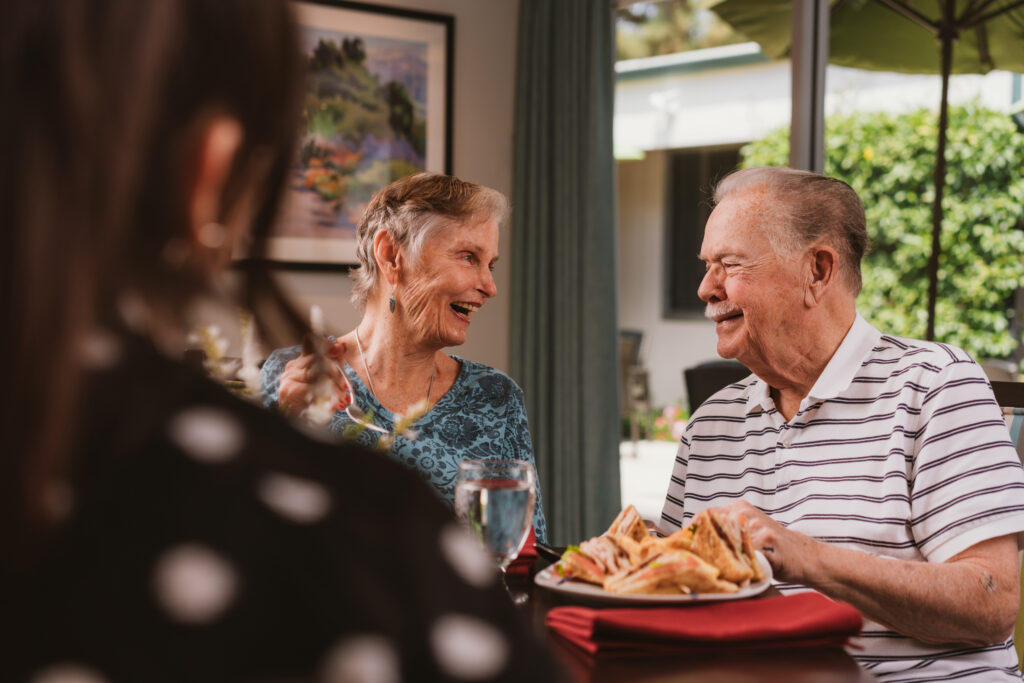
(616, 151, 721, 410)
(270, 0, 519, 371)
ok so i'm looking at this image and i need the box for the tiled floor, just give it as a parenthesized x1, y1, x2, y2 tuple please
(619, 439, 678, 523)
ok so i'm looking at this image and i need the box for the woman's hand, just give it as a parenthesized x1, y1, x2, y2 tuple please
(717, 500, 818, 583)
(277, 338, 350, 417)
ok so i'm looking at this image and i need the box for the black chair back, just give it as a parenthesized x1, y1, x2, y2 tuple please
(992, 380, 1024, 408)
(684, 360, 751, 413)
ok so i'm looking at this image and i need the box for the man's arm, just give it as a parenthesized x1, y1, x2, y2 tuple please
(728, 500, 1020, 646)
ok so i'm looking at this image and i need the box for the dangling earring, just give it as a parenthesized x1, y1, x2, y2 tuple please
(388, 289, 396, 314)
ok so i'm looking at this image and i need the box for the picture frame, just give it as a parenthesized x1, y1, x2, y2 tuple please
(268, 0, 454, 268)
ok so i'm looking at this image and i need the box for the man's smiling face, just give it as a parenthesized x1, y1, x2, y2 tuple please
(697, 193, 806, 373)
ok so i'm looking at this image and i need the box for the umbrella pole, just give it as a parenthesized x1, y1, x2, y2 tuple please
(926, 14, 954, 341)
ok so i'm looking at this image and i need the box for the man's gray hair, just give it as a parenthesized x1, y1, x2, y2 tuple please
(349, 172, 509, 309)
(713, 167, 868, 293)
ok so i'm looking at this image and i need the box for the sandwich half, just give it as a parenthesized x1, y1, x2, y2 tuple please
(690, 509, 764, 584)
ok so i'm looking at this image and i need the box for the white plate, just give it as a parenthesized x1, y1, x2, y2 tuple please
(534, 552, 772, 604)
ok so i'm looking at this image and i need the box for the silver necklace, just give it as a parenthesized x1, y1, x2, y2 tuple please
(354, 327, 435, 406)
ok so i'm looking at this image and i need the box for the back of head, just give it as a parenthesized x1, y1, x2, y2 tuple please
(713, 167, 868, 294)
(350, 172, 509, 309)
(0, 0, 303, 550)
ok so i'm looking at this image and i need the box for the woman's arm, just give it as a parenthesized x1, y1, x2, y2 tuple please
(504, 382, 549, 544)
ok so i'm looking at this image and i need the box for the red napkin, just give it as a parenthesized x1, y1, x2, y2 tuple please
(546, 592, 861, 658)
(505, 526, 538, 579)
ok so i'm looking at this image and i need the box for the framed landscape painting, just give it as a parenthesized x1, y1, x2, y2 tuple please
(269, 0, 453, 267)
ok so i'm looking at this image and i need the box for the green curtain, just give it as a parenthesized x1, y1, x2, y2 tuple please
(510, 0, 621, 545)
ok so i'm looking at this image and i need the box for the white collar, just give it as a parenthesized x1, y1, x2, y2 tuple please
(744, 312, 881, 413)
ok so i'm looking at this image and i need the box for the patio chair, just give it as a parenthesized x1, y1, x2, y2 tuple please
(992, 381, 1024, 467)
(619, 330, 649, 443)
(683, 359, 751, 414)
(618, 330, 644, 415)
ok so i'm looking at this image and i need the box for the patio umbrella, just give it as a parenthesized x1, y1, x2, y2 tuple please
(711, 0, 1024, 340)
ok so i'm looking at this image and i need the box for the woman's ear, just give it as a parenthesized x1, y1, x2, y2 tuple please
(804, 244, 839, 307)
(187, 116, 244, 247)
(373, 230, 402, 286)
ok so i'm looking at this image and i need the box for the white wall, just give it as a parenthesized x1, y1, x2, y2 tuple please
(267, 0, 520, 371)
(616, 44, 1018, 156)
(616, 149, 722, 410)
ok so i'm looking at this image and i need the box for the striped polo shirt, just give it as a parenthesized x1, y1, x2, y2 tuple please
(660, 313, 1024, 681)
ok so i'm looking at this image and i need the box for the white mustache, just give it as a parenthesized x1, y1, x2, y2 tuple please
(705, 302, 740, 321)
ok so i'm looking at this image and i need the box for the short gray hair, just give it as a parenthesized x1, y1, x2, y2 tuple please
(349, 172, 510, 309)
(713, 166, 869, 294)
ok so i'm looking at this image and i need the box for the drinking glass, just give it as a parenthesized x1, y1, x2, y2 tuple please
(453, 458, 536, 598)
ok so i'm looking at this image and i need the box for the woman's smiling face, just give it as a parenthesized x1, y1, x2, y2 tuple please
(398, 218, 499, 348)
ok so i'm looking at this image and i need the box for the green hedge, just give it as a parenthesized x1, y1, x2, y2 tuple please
(741, 105, 1024, 360)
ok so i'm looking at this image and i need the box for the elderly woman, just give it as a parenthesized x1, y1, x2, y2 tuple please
(261, 172, 548, 542)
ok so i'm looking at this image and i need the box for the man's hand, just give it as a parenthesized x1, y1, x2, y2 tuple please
(277, 339, 350, 417)
(708, 501, 1019, 647)
(719, 500, 818, 582)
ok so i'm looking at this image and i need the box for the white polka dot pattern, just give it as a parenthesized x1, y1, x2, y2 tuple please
(76, 329, 121, 370)
(30, 664, 109, 683)
(152, 544, 237, 623)
(258, 472, 332, 524)
(320, 635, 401, 683)
(439, 524, 497, 589)
(430, 614, 509, 680)
(167, 407, 244, 463)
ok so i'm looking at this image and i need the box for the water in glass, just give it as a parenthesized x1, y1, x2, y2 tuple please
(454, 459, 536, 571)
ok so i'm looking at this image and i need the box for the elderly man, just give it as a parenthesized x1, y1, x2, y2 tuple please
(660, 167, 1024, 681)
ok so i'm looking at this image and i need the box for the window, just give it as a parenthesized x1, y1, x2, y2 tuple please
(663, 145, 740, 318)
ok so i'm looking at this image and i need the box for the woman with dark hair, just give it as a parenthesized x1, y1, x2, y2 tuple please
(0, 2, 556, 681)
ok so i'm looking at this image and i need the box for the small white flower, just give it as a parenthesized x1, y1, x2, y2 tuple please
(237, 312, 263, 395)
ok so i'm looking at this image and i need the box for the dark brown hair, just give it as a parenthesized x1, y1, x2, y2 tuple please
(0, 0, 306, 553)
(713, 167, 869, 293)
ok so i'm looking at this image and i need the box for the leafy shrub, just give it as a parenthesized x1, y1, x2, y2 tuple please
(740, 105, 1024, 360)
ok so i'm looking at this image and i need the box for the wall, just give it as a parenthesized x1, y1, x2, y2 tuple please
(265, 0, 520, 371)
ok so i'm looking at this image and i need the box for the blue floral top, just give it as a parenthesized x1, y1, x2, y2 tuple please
(261, 347, 548, 542)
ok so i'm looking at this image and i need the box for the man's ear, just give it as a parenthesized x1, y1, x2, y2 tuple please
(373, 230, 402, 286)
(188, 116, 244, 244)
(804, 244, 839, 307)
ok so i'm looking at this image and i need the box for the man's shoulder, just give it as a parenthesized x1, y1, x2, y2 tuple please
(857, 333, 980, 389)
(869, 333, 975, 366)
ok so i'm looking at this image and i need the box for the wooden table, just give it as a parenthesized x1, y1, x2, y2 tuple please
(511, 564, 877, 683)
